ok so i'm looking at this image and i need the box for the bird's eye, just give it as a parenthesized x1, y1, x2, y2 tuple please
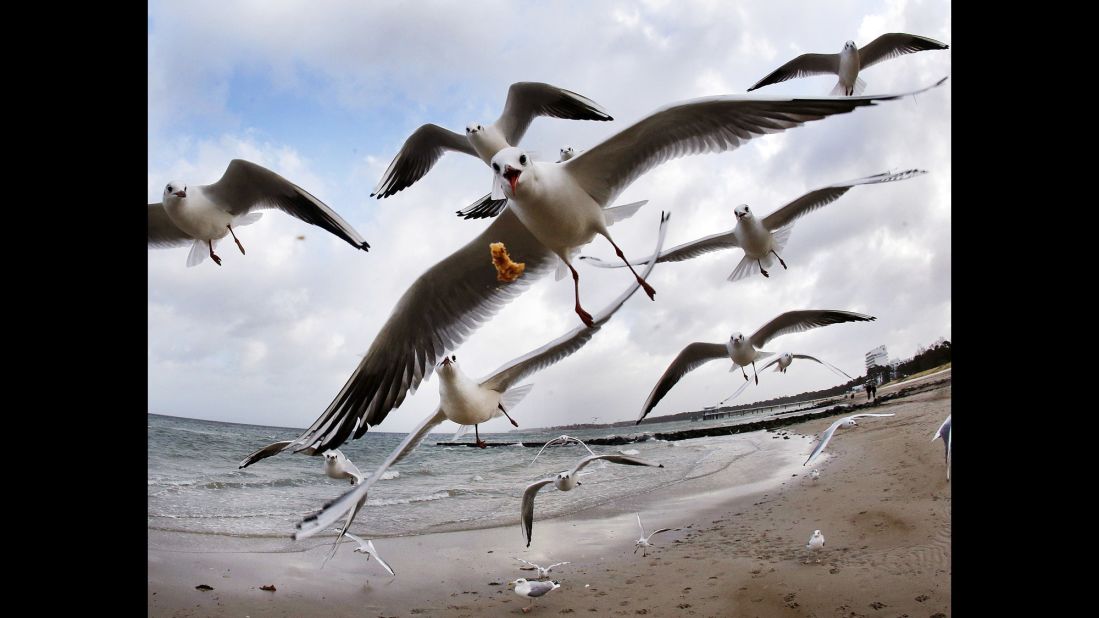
(519, 154, 527, 165)
(493, 163, 500, 172)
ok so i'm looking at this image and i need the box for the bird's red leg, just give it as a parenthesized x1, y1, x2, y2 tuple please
(568, 263, 595, 328)
(605, 236, 655, 300)
(770, 249, 787, 269)
(741, 366, 749, 381)
(475, 425, 486, 449)
(208, 240, 222, 266)
(227, 224, 246, 255)
(498, 403, 519, 427)
(757, 259, 769, 277)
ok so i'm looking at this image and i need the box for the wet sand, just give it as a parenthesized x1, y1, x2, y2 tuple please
(149, 375, 950, 617)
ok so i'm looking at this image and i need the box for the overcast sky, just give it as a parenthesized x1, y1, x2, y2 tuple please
(147, 0, 951, 434)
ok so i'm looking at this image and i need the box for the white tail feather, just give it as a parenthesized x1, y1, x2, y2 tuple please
(500, 383, 534, 411)
(604, 200, 648, 226)
(187, 238, 209, 267)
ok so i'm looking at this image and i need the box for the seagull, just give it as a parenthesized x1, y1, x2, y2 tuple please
(638, 310, 876, 422)
(515, 558, 570, 579)
(488, 79, 946, 326)
(148, 159, 369, 267)
(522, 454, 664, 548)
(805, 529, 825, 561)
(331, 529, 396, 576)
(528, 435, 597, 467)
(323, 449, 363, 485)
(293, 214, 670, 541)
(369, 81, 612, 221)
(716, 351, 855, 405)
(803, 413, 896, 466)
(932, 414, 951, 480)
(579, 169, 925, 281)
(810, 468, 820, 481)
(558, 146, 579, 161)
(508, 578, 560, 613)
(747, 33, 949, 95)
(634, 514, 680, 557)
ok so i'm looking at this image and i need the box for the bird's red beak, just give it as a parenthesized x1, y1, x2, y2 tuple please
(504, 166, 521, 193)
(174, 190, 187, 198)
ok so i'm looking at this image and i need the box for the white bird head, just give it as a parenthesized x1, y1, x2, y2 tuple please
(729, 332, 747, 347)
(780, 353, 793, 364)
(734, 204, 753, 221)
(559, 146, 575, 160)
(812, 529, 822, 538)
(163, 181, 187, 201)
(810, 468, 820, 479)
(844, 40, 856, 50)
(508, 578, 526, 588)
(465, 123, 485, 135)
(554, 470, 578, 490)
(841, 418, 858, 428)
(491, 147, 533, 198)
(322, 450, 343, 463)
(437, 354, 459, 372)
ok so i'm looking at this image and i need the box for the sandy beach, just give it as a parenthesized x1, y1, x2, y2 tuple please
(149, 374, 950, 617)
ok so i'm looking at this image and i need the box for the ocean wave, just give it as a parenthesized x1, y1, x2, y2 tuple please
(380, 470, 400, 481)
(198, 478, 313, 490)
(368, 490, 454, 507)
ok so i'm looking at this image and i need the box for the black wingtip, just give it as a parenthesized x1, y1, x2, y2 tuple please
(658, 464, 665, 468)
(361, 242, 371, 251)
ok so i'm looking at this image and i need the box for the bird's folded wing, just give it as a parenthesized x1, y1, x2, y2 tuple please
(762, 169, 926, 231)
(747, 53, 840, 92)
(749, 310, 876, 349)
(526, 580, 559, 597)
(496, 82, 613, 145)
(286, 207, 555, 456)
(479, 211, 669, 393)
(148, 202, 192, 248)
(205, 159, 369, 250)
(858, 33, 949, 71)
(371, 124, 477, 199)
(637, 342, 729, 423)
(563, 82, 946, 207)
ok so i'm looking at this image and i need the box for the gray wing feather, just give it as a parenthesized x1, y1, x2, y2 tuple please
(456, 193, 510, 219)
(284, 207, 555, 456)
(238, 440, 296, 469)
(495, 82, 613, 145)
(571, 454, 663, 475)
(371, 124, 477, 198)
(525, 580, 559, 597)
(367, 540, 396, 576)
(790, 353, 853, 379)
(747, 53, 840, 91)
(480, 211, 669, 392)
(580, 230, 739, 269)
(858, 33, 949, 71)
(637, 342, 729, 423)
(762, 169, 926, 231)
(521, 479, 555, 548)
(749, 310, 876, 349)
(803, 417, 847, 465)
(204, 159, 369, 250)
(564, 82, 946, 207)
(148, 202, 192, 247)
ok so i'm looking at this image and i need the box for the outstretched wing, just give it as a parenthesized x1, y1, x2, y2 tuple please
(858, 33, 949, 71)
(563, 81, 946, 208)
(456, 193, 510, 219)
(803, 417, 847, 466)
(147, 202, 192, 247)
(747, 53, 840, 91)
(203, 159, 369, 250)
(495, 82, 613, 145)
(637, 342, 729, 423)
(762, 169, 927, 231)
(749, 310, 876, 349)
(571, 454, 664, 475)
(790, 353, 853, 379)
(581, 230, 739, 269)
(371, 124, 477, 198)
(521, 479, 555, 548)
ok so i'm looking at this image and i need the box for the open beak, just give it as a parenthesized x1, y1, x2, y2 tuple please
(440, 357, 451, 367)
(503, 166, 521, 193)
(174, 190, 187, 198)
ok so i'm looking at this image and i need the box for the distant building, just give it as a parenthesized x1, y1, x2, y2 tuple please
(865, 345, 888, 371)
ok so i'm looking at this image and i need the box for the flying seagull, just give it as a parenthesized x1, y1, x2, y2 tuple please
(292, 213, 669, 542)
(634, 513, 680, 557)
(716, 351, 855, 405)
(515, 558, 570, 579)
(638, 310, 876, 423)
(148, 159, 369, 267)
(932, 414, 951, 480)
(323, 449, 363, 485)
(509, 578, 561, 613)
(332, 529, 395, 576)
(522, 454, 664, 548)
(580, 169, 925, 281)
(803, 413, 896, 465)
(747, 33, 949, 95)
(528, 435, 597, 467)
(488, 79, 947, 326)
(371, 81, 612, 221)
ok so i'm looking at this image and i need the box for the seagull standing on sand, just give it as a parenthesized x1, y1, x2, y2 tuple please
(509, 578, 560, 613)
(293, 214, 670, 542)
(747, 33, 949, 95)
(803, 413, 896, 466)
(368, 81, 612, 220)
(580, 169, 925, 281)
(805, 529, 825, 562)
(932, 414, 951, 480)
(148, 159, 369, 267)
(522, 454, 665, 548)
(515, 558, 570, 579)
(330, 529, 395, 576)
(634, 514, 680, 557)
(489, 79, 946, 327)
(637, 309, 876, 422)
